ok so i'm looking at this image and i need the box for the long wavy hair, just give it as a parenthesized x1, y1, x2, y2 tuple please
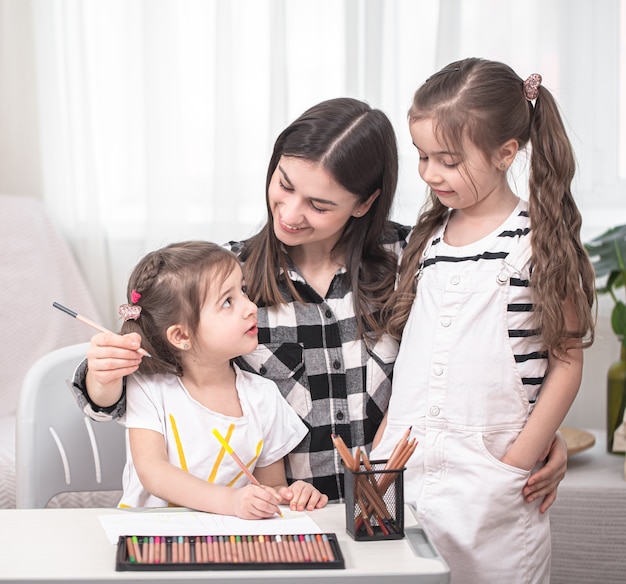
(238, 97, 399, 339)
(386, 58, 595, 356)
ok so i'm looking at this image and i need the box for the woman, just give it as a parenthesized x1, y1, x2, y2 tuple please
(71, 97, 567, 506)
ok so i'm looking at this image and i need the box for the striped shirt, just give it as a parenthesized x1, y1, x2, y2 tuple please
(418, 201, 548, 405)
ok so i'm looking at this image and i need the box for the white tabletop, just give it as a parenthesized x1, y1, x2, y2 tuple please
(0, 504, 450, 583)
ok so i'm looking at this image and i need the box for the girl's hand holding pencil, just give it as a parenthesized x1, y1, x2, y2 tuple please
(212, 429, 285, 519)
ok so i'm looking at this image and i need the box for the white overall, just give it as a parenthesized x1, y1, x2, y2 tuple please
(372, 212, 551, 584)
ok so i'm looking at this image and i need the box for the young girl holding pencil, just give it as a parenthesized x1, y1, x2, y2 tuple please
(116, 240, 328, 518)
(371, 58, 596, 583)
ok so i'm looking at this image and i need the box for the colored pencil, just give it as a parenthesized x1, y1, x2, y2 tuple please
(247, 536, 255, 563)
(131, 536, 142, 563)
(126, 537, 136, 563)
(212, 428, 283, 517)
(124, 533, 340, 566)
(322, 534, 335, 562)
(52, 301, 152, 357)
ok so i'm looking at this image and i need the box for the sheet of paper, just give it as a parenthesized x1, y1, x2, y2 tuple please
(98, 508, 323, 544)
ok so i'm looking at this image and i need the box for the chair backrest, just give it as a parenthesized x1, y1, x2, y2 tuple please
(15, 343, 126, 508)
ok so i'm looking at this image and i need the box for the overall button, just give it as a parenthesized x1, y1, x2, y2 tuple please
(440, 317, 451, 327)
(433, 365, 444, 376)
(497, 273, 509, 284)
(450, 275, 461, 285)
(429, 406, 440, 416)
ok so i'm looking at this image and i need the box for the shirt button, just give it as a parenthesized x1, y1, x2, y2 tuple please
(336, 411, 344, 420)
(441, 317, 451, 327)
(259, 366, 267, 375)
(450, 275, 461, 285)
(333, 360, 341, 370)
(429, 406, 440, 416)
(325, 309, 333, 318)
(433, 365, 444, 376)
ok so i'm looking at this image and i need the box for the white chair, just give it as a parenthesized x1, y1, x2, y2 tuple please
(15, 343, 126, 508)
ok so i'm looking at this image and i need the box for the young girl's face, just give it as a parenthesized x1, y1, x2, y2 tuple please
(410, 117, 505, 212)
(267, 155, 370, 251)
(195, 264, 258, 361)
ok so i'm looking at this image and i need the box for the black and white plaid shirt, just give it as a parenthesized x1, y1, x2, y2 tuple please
(230, 222, 411, 501)
(71, 221, 411, 503)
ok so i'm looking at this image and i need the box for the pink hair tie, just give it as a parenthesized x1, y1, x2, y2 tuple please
(119, 288, 142, 321)
(118, 304, 142, 321)
(523, 73, 542, 101)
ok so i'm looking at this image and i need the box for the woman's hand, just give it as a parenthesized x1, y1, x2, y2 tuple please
(86, 331, 144, 407)
(523, 432, 568, 514)
(279, 480, 329, 512)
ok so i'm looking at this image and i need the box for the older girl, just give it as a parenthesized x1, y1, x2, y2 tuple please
(372, 58, 595, 583)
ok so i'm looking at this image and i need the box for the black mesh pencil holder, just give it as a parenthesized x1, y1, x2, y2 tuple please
(344, 460, 405, 541)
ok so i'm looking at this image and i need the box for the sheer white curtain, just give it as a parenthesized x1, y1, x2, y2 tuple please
(436, 0, 624, 229)
(31, 0, 438, 324)
(30, 0, 623, 327)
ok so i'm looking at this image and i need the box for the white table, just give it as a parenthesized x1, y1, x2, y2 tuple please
(0, 504, 450, 583)
(550, 429, 626, 584)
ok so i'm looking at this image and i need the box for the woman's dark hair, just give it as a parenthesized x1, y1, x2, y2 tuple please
(239, 97, 399, 338)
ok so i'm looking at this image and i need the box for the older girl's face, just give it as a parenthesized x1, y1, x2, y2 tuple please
(410, 117, 508, 213)
(267, 156, 370, 252)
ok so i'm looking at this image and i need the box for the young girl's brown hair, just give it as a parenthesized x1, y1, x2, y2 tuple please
(120, 241, 240, 376)
(386, 57, 595, 356)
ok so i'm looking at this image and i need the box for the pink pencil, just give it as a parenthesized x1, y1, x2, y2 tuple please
(52, 301, 151, 357)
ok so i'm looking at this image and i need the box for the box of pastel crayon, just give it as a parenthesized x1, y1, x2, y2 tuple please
(115, 533, 345, 571)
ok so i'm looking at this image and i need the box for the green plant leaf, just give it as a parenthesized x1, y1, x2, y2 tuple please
(585, 224, 626, 279)
(597, 270, 626, 295)
(612, 301, 626, 341)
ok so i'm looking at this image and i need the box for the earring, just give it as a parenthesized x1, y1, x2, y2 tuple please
(500, 162, 507, 170)
(183, 343, 190, 350)
(355, 211, 361, 216)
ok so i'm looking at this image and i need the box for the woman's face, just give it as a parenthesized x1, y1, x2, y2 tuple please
(267, 156, 368, 252)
